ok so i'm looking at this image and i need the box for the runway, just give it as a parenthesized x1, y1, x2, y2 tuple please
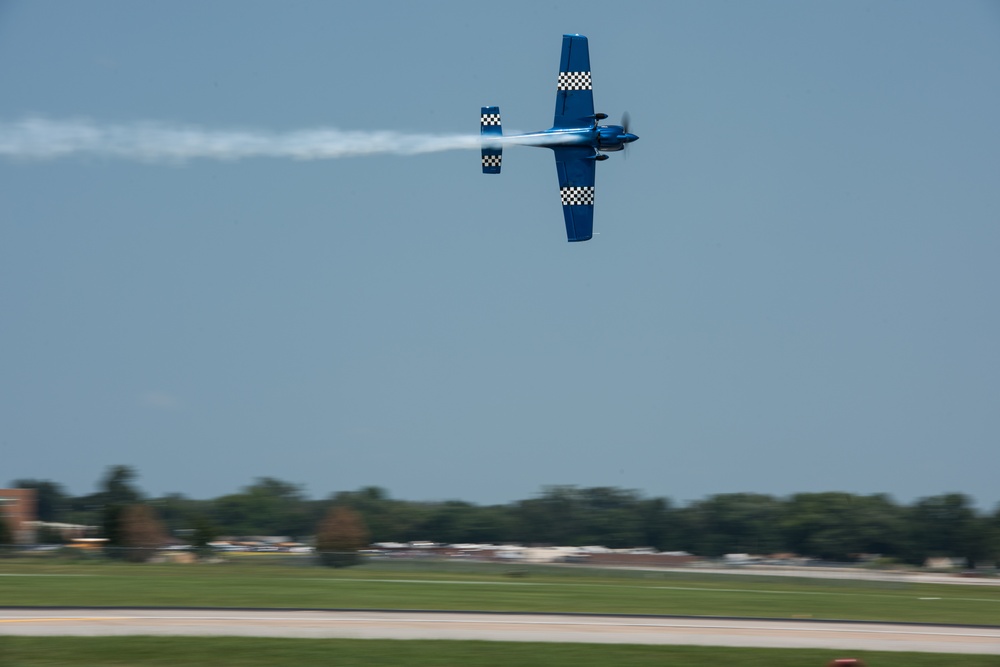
(2, 609, 999, 655)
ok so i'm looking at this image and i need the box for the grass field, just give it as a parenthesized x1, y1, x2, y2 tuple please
(1, 558, 998, 626)
(2, 637, 999, 667)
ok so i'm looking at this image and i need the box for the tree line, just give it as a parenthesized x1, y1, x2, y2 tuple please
(10, 466, 1000, 566)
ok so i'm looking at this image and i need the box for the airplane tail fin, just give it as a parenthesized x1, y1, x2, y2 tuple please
(480, 106, 502, 174)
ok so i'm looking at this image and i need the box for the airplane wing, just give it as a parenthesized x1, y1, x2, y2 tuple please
(553, 34, 595, 130)
(554, 146, 596, 242)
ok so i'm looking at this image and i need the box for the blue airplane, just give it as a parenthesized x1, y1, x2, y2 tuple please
(481, 34, 638, 242)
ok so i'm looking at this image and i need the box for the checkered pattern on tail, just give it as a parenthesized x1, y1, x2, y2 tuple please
(560, 186, 595, 206)
(557, 71, 592, 91)
(480, 106, 502, 173)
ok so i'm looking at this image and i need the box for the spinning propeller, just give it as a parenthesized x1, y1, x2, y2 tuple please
(621, 112, 634, 158)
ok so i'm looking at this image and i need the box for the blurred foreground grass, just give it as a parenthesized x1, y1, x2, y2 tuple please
(1, 557, 998, 625)
(1, 637, 998, 667)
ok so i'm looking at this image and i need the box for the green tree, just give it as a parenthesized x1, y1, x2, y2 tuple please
(98, 466, 144, 557)
(191, 513, 218, 559)
(102, 465, 144, 505)
(906, 494, 985, 567)
(508, 486, 651, 548)
(316, 506, 370, 568)
(849, 494, 910, 559)
(0, 511, 13, 552)
(149, 493, 212, 535)
(452, 504, 517, 545)
(681, 493, 784, 557)
(988, 504, 1000, 568)
(512, 486, 586, 545)
(212, 477, 314, 537)
(413, 501, 473, 544)
(636, 497, 679, 551)
(575, 487, 646, 548)
(330, 486, 417, 542)
(62, 491, 104, 529)
(781, 492, 864, 561)
(777, 492, 914, 562)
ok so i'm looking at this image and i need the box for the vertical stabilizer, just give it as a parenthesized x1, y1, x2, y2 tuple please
(480, 106, 502, 174)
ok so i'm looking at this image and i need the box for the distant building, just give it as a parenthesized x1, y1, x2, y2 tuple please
(925, 556, 966, 570)
(0, 488, 38, 544)
(25, 521, 97, 541)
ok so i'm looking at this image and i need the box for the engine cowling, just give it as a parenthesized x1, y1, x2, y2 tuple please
(597, 125, 627, 151)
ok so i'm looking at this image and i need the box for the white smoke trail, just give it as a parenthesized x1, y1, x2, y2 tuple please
(0, 117, 545, 163)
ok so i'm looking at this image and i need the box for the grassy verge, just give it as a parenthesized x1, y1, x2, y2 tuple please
(1, 558, 998, 626)
(1, 637, 998, 667)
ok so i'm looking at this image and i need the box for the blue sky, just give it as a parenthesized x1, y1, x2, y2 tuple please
(2, 1, 999, 507)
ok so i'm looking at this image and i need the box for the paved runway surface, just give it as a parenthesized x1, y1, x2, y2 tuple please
(2, 609, 999, 654)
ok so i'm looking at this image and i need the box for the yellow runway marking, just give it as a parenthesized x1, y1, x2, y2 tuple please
(0, 617, 127, 623)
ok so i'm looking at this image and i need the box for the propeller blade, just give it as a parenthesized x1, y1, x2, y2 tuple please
(621, 112, 632, 159)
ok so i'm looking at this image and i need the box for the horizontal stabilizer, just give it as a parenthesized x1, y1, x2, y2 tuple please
(481, 106, 502, 174)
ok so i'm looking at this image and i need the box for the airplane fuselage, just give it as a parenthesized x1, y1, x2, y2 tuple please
(504, 125, 639, 153)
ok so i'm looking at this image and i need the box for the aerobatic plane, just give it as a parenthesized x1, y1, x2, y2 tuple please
(481, 34, 638, 242)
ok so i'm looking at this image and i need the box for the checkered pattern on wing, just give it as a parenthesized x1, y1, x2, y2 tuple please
(557, 71, 592, 91)
(560, 186, 595, 206)
(482, 154, 502, 168)
(481, 113, 501, 126)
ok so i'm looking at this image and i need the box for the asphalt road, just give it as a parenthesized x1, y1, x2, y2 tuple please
(2, 608, 999, 655)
